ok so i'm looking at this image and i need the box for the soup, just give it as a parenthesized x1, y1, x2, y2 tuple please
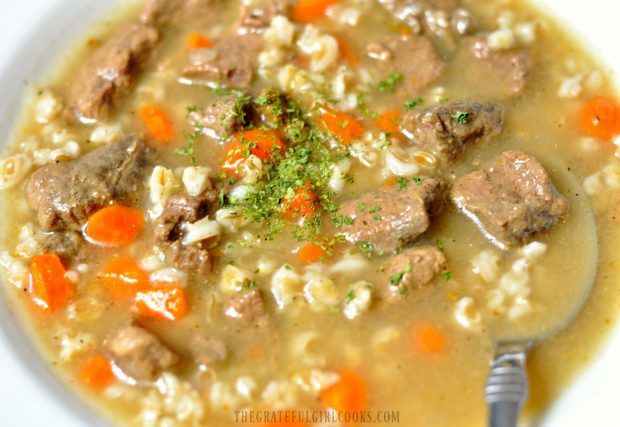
(1, 0, 620, 426)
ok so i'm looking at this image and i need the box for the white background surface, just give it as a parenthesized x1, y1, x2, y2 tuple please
(0, 1, 619, 426)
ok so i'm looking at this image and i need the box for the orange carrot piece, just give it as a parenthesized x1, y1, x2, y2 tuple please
(99, 257, 150, 298)
(80, 354, 115, 390)
(140, 104, 174, 142)
(383, 176, 398, 188)
(579, 97, 620, 140)
(298, 242, 329, 264)
(318, 110, 364, 145)
(84, 205, 144, 247)
(187, 31, 213, 49)
(292, 0, 338, 23)
(222, 129, 285, 176)
(320, 370, 368, 412)
(28, 253, 73, 312)
(412, 324, 446, 354)
(284, 181, 318, 218)
(376, 109, 401, 134)
(134, 285, 188, 321)
(337, 37, 357, 67)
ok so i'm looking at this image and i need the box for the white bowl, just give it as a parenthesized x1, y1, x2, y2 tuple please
(0, 1, 618, 426)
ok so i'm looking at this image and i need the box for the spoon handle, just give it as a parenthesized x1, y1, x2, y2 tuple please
(485, 349, 529, 427)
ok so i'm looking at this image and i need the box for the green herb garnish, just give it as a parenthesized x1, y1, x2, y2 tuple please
(398, 177, 409, 191)
(378, 72, 403, 93)
(404, 97, 423, 110)
(357, 93, 377, 118)
(345, 289, 355, 304)
(390, 271, 405, 286)
(452, 111, 470, 124)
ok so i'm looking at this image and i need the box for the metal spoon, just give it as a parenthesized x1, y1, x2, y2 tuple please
(484, 166, 599, 427)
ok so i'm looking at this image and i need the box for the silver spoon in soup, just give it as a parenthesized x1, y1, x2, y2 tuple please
(478, 162, 598, 427)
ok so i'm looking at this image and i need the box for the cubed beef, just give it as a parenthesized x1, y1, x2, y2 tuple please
(456, 36, 533, 98)
(27, 135, 152, 231)
(190, 335, 227, 366)
(103, 324, 179, 382)
(67, 24, 159, 122)
(383, 246, 447, 300)
(141, 0, 216, 26)
(253, 89, 294, 128)
(401, 101, 503, 161)
(224, 289, 270, 329)
(169, 240, 213, 275)
(189, 95, 253, 140)
(368, 35, 444, 99)
(182, 35, 263, 89)
(338, 177, 447, 254)
(155, 192, 217, 242)
(236, 0, 292, 35)
(451, 150, 568, 249)
(155, 191, 218, 274)
(40, 231, 87, 262)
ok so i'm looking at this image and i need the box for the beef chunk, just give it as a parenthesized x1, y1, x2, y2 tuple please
(401, 101, 504, 161)
(155, 191, 218, 274)
(368, 35, 444, 98)
(27, 135, 151, 231)
(253, 89, 293, 128)
(224, 289, 270, 329)
(236, 0, 292, 35)
(190, 335, 227, 366)
(103, 324, 178, 382)
(41, 231, 86, 262)
(338, 177, 447, 254)
(68, 24, 159, 122)
(451, 150, 568, 249)
(182, 35, 263, 89)
(384, 246, 447, 299)
(170, 241, 212, 275)
(155, 192, 217, 242)
(456, 37, 533, 98)
(141, 0, 216, 26)
(189, 95, 253, 140)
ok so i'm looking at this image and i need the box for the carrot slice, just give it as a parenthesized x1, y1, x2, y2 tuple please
(298, 243, 329, 264)
(187, 31, 213, 49)
(579, 97, 620, 140)
(84, 205, 144, 247)
(383, 176, 398, 188)
(134, 285, 188, 321)
(412, 324, 446, 354)
(140, 104, 174, 142)
(337, 37, 357, 67)
(320, 369, 368, 412)
(222, 129, 286, 176)
(80, 354, 115, 390)
(376, 109, 400, 134)
(28, 253, 73, 312)
(99, 257, 150, 298)
(292, 0, 338, 23)
(284, 181, 318, 218)
(318, 110, 364, 145)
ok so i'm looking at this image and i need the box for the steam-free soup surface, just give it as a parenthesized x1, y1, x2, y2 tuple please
(1, 0, 620, 426)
